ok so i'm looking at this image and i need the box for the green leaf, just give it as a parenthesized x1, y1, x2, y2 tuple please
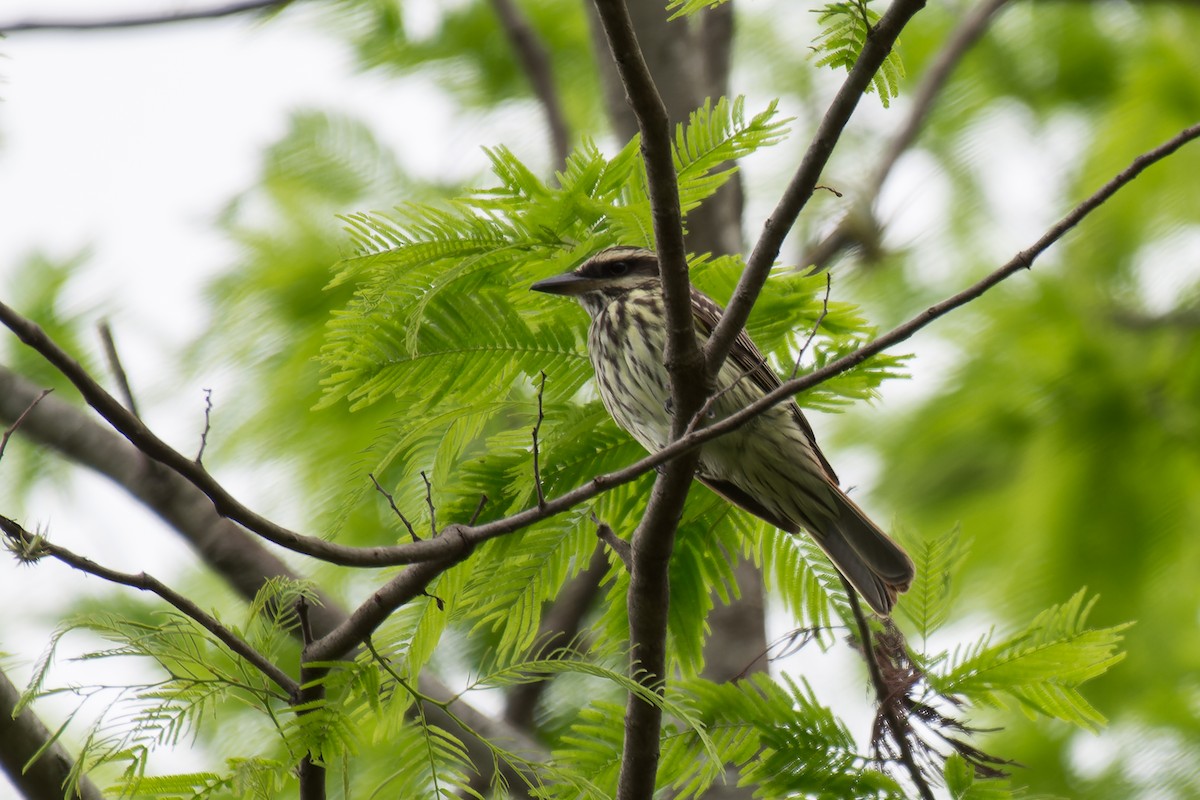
(933, 590, 1132, 730)
(812, 2, 906, 107)
(897, 526, 970, 645)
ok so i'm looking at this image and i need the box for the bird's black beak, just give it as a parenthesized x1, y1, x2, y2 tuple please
(530, 272, 592, 296)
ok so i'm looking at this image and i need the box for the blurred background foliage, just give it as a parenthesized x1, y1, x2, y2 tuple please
(4, 0, 1200, 796)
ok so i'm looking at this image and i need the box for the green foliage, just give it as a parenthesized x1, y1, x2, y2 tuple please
(930, 590, 1130, 731)
(19, 612, 292, 799)
(329, 0, 607, 134)
(944, 753, 1015, 800)
(11, 0, 1191, 794)
(666, 0, 732, 20)
(313, 97, 915, 702)
(812, 2, 905, 107)
(664, 674, 903, 799)
(897, 526, 970, 647)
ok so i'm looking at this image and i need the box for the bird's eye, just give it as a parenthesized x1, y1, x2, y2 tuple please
(609, 261, 629, 276)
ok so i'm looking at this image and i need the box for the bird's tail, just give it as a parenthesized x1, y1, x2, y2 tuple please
(815, 488, 914, 616)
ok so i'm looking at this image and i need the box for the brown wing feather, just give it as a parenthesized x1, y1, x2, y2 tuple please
(689, 288, 840, 484)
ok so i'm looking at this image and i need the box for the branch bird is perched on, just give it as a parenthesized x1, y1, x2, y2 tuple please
(531, 246, 914, 615)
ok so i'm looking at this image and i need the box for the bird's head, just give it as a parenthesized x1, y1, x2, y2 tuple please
(530, 246, 660, 315)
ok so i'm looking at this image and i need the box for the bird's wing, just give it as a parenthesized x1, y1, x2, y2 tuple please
(689, 288, 840, 485)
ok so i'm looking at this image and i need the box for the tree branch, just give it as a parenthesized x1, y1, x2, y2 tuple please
(0, 0, 291, 34)
(804, 0, 1011, 270)
(843, 578, 935, 800)
(304, 557, 466, 663)
(0, 515, 298, 698)
(97, 321, 141, 418)
(706, 0, 927, 376)
(2, 119, 1197, 582)
(587, 2, 707, 797)
(487, 0, 571, 169)
(0, 668, 105, 800)
(0, 365, 545, 794)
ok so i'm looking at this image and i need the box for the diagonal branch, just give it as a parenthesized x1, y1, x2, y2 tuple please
(488, 0, 571, 169)
(0, 0, 291, 34)
(304, 557, 467, 662)
(0, 123, 1194, 579)
(706, 0, 928, 377)
(804, 0, 1011, 270)
(0, 365, 544, 795)
(0, 515, 298, 698)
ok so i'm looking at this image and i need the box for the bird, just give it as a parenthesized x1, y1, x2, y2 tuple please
(530, 245, 914, 615)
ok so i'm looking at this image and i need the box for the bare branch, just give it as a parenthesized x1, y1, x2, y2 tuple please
(593, 513, 631, 571)
(421, 471, 439, 537)
(487, 0, 571, 168)
(0, 515, 298, 698)
(0, 0, 291, 34)
(532, 371, 548, 509)
(0, 122, 1193, 578)
(370, 472, 419, 541)
(0, 388, 51, 463)
(98, 320, 140, 418)
(706, 0, 927, 376)
(469, 494, 489, 526)
(305, 558, 465, 662)
(587, 2, 706, 796)
(195, 388, 215, 465)
(805, 0, 1011, 270)
(790, 273, 833, 380)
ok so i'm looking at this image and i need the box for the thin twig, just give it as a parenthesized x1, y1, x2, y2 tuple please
(469, 495, 489, 526)
(421, 471, 438, 537)
(532, 371, 548, 509)
(369, 473, 419, 541)
(790, 273, 833, 380)
(591, 512, 631, 571)
(195, 389, 214, 465)
(487, 0, 571, 168)
(0, 366, 543, 796)
(0, 515, 298, 698)
(0, 0, 290, 33)
(841, 575, 936, 800)
(735, 625, 831, 680)
(0, 389, 51, 463)
(97, 321, 140, 418)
